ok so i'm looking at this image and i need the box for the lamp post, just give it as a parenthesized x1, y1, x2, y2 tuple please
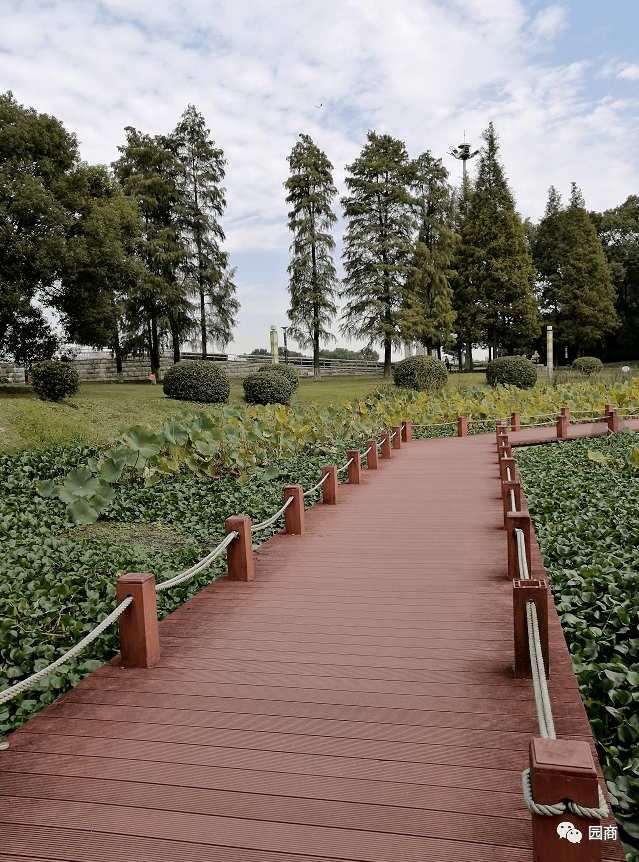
(546, 326, 553, 380)
(281, 327, 289, 364)
(270, 326, 278, 364)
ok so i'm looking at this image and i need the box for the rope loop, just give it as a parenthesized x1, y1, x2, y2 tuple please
(337, 456, 355, 473)
(522, 769, 609, 819)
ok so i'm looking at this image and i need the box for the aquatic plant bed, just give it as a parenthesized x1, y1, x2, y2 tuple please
(515, 430, 639, 857)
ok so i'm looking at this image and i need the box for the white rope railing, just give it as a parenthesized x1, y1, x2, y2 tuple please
(251, 495, 294, 533)
(303, 470, 330, 497)
(337, 456, 354, 473)
(363, 445, 373, 457)
(389, 430, 397, 440)
(514, 527, 609, 820)
(155, 531, 238, 591)
(510, 488, 516, 512)
(0, 596, 134, 706)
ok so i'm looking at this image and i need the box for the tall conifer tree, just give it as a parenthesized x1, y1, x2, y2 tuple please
(284, 134, 339, 381)
(533, 184, 618, 358)
(453, 123, 539, 358)
(400, 151, 457, 356)
(340, 131, 417, 377)
(174, 105, 238, 356)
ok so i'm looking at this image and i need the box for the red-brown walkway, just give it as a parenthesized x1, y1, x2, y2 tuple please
(0, 432, 626, 860)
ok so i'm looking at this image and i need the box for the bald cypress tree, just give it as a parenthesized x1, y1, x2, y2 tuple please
(340, 131, 417, 377)
(284, 134, 339, 381)
(400, 151, 457, 356)
(454, 123, 539, 358)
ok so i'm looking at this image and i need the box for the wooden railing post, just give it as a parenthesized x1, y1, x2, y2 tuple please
(529, 738, 601, 862)
(605, 405, 619, 433)
(366, 439, 378, 470)
(381, 430, 392, 459)
(505, 511, 532, 579)
(347, 450, 361, 484)
(392, 426, 402, 449)
(225, 515, 254, 581)
(511, 411, 521, 432)
(502, 478, 522, 522)
(283, 485, 305, 535)
(321, 465, 338, 504)
(499, 455, 517, 482)
(116, 572, 160, 668)
(513, 579, 548, 678)
(457, 416, 468, 437)
(401, 420, 412, 442)
(557, 407, 569, 440)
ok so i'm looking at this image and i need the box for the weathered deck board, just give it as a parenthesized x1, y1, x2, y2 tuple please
(0, 432, 626, 860)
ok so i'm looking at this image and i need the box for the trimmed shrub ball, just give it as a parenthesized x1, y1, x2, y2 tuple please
(163, 360, 230, 403)
(258, 362, 300, 391)
(243, 369, 293, 405)
(486, 356, 537, 389)
(571, 356, 603, 377)
(392, 355, 448, 392)
(32, 360, 80, 402)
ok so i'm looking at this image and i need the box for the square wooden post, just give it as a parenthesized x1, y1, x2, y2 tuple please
(225, 515, 254, 581)
(457, 416, 468, 437)
(511, 411, 521, 432)
(392, 426, 402, 449)
(347, 450, 361, 484)
(605, 405, 619, 433)
(529, 738, 601, 862)
(513, 579, 548, 678)
(506, 511, 532, 579)
(499, 455, 517, 482)
(401, 420, 412, 442)
(502, 478, 521, 521)
(381, 430, 392, 459)
(557, 407, 569, 440)
(283, 485, 305, 535)
(116, 572, 160, 668)
(321, 465, 338, 504)
(366, 439, 378, 470)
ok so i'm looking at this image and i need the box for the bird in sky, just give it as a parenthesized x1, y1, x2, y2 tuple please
(315, 103, 322, 108)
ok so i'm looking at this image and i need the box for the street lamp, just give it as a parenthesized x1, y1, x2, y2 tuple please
(281, 326, 289, 364)
(448, 134, 480, 186)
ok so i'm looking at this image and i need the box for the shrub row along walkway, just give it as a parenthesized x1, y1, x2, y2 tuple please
(0, 432, 625, 860)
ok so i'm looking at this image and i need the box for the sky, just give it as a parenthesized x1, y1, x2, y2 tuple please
(2, 0, 639, 358)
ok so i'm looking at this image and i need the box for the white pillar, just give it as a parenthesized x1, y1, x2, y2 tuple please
(546, 326, 553, 380)
(270, 326, 279, 364)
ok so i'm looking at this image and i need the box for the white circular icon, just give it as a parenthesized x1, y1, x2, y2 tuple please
(557, 821, 582, 843)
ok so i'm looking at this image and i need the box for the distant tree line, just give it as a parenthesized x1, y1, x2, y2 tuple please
(2, 90, 633, 379)
(0, 92, 238, 378)
(285, 123, 626, 378)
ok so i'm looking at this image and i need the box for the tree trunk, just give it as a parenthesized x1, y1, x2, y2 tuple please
(200, 287, 207, 359)
(113, 326, 124, 384)
(384, 338, 392, 378)
(465, 340, 472, 371)
(313, 297, 321, 382)
(150, 309, 161, 380)
(171, 318, 181, 365)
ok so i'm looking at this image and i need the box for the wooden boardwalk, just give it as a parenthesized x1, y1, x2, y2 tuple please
(0, 431, 627, 860)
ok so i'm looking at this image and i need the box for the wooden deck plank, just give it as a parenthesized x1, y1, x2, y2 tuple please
(0, 433, 626, 860)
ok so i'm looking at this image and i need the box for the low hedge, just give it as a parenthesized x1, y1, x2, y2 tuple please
(32, 361, 80, 402)
(163, 360, 230, 403)
(486, 356, 537, 389)
(258, 362, 300, 391)
(392, 355, 448, 392)
(243, 369, 293, 405)
(572, 356, 603, 377)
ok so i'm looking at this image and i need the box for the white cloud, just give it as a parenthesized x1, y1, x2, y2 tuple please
(1, 0, 638, 353)
(617, 63, 639, 81)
